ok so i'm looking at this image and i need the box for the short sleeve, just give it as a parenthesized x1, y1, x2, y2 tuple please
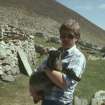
(62, 73, 77, 88)
(67, 54, 86, 78)
(62, 54, 86, 87)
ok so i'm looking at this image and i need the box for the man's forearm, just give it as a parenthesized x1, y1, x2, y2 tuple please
(44, 70, 66, 89)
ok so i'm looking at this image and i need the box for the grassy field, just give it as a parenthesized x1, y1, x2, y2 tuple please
(0, 60, 105, 105)
(0, 74, 36, 105)
(75, 60, 105, 101)
(0, 36, 105, 105)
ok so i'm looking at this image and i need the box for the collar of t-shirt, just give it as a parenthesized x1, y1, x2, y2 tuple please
(62, 45, 76, 57)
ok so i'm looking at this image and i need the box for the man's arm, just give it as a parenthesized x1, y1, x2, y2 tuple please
(44, 70, 66, 89)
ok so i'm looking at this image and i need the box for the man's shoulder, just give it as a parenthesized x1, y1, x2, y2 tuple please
(72, 47, 85, 59)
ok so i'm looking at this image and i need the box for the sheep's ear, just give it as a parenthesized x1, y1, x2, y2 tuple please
(48, 50, 52, 55)
(48, 51, 50, 54)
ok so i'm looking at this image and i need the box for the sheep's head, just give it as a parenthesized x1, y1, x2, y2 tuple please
(47, 50, 61, 70)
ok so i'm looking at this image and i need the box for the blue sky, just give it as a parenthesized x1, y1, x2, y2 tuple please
(56, 0, 105, 30)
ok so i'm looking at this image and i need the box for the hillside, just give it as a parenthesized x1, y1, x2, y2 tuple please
(0, 32, 105, 105)
(0, 0, 105, 46)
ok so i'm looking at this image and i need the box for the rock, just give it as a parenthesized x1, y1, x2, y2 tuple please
(11, 67, 19, 75)
(0, 46, 7, 59)
(94, 90, 105, 99)
(86, 50, 97, 55)
(79, 40, 103, 52)
(0, 66, 4, 75)
(102, 54, 105, 58)
(87, 55, 103, 61)
(1, 74, 15, 82)
(91, 90, 105, 105)
(29, 35, 34, 39)
(92, 98, 105, 105)
(17, 47, 33, 76)
(47, 36, 60, 43)
(35, 44, 48, 55)
(35, 32, 47, 38)
(6, 70, 12, 75)
(0, 70, 4, 75)
(0, 24, 27, 40)
(74, 96, 88, 105)
(2, 65, 12, 76)
(101, 47, 105, 53)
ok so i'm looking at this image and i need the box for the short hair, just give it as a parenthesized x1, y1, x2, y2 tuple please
(59, 19, 80, 40)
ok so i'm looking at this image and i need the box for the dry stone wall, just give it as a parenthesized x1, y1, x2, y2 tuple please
(0, 24, 36, 82)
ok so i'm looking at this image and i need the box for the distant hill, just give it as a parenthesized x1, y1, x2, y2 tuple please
(0, 0, 105, 46)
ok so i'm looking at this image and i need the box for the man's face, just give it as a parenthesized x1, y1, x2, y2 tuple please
(60, 31, 77, 49)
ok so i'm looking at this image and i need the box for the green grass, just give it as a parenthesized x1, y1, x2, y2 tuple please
(75, 60, 105, 102)
(34, 36, 60, 48)
(0, 74, 37, 105)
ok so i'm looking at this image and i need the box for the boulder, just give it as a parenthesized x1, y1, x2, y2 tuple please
(35, 32, 46, 38)
(35, 44, 48, 55)
(1, 74, 15, 82)
(94, 90, 105, 99)
(91, 90, 105, 105)
(17, 47, 33, 76)
(0, 46, 7, 59)
(74, 96, 88, 105)
(0, 66, 4, 75)
(47, 36, 60, 44)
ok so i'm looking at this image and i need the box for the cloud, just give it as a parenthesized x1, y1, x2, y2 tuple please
(98, 4, 105, 9)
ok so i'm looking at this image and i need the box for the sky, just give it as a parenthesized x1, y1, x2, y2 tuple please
(56, 0, 105, 30)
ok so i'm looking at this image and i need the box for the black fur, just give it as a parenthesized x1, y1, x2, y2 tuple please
(29, 49, 61, 97)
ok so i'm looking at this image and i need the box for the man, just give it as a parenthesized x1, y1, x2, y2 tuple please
(30, 19, 86, 105)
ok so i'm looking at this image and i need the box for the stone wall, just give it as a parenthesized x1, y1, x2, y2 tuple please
(0, 24, 36, 82)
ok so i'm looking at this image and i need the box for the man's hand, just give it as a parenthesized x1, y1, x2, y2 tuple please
(44, 70, 66, 89)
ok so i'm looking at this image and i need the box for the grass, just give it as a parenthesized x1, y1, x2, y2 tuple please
(75, 60, 105, 102)
(0, 74, 37, 105)
(34, 35, 60, 48)
(0, 36, 105, 105)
